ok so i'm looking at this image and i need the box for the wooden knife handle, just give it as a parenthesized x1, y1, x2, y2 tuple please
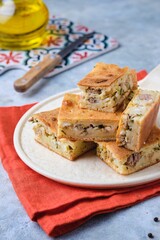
(14, 54, 62, 92)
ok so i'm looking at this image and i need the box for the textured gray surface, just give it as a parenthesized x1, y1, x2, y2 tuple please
(0, 0, 160, 239)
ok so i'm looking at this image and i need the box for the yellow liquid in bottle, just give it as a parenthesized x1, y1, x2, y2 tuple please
(0, 0, 49, 50)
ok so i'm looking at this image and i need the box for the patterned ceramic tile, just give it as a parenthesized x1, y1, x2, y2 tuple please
(0, 16, 119, 78)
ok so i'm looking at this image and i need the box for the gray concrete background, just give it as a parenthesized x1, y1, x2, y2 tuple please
(0, 0, 160, 239)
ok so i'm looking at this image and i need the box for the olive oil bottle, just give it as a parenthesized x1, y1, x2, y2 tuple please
(0, 0, 49, 50)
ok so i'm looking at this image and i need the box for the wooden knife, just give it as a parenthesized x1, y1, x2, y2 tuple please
(14, 32, 95, 92)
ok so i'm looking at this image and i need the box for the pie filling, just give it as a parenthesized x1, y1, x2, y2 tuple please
(80, 74, 134, 109)
(97, 142, 160, 173)
(59, 122, 118, 140)
(32, 121, 95, 159)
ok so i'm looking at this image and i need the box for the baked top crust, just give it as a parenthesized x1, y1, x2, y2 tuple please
(143, 125, 160, 146)
(31, 108, 59, 133)
(77, 62, 136, 87)
(98, 126, 160, 162)
(116, 88, 160, 151)
(59, 93, 122, 122)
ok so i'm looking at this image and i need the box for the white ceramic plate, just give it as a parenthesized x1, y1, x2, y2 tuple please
(14, 65, 160, 189)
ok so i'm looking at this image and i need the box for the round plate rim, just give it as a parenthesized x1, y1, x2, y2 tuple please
(13, 88, 160, 189)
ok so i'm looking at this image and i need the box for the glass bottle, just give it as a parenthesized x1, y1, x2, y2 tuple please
(0, 0, 49, 50)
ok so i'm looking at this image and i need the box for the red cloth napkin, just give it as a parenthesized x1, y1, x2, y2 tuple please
(137, 70, 148, 81)
(0, 71, 160, 237)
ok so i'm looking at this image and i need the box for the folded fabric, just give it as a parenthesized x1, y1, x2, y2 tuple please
(0, 71, 160, 237)
(136, 69, 148, 81)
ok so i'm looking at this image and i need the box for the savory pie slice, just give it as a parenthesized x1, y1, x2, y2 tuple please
(119, 90, 135, 111)
(57, 93, 122, 141)
(29, 108, 96, 160)
(77, 63, 137, 112)
(116, 89, 160, 151)
(97, 126, 160, 175)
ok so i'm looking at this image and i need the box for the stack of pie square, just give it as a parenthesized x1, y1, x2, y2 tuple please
(30, 63, 160, 175)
